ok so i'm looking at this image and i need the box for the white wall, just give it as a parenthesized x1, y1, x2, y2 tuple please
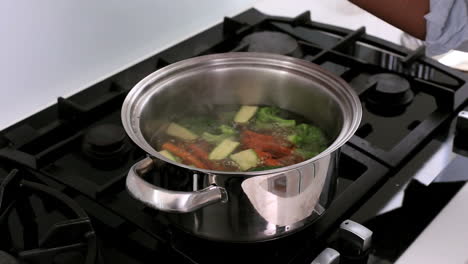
(0, 0, 253, 129)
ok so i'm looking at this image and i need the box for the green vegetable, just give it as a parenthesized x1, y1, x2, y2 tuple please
(209, 139, 240, 160)
(166, 123, 198, 140)
(234, 106, 258, 123)
(201, 125, 236, 144)
(159, 150, 176, 161)
(219, 124, 235, 135)
(288, 123, 328, 159)
(202, 132, 225, 144)
(230, 149, 259, 171)
(288, 124, 327, 146)
(178, 116, 219, 134)
(254, 107, 296, 129)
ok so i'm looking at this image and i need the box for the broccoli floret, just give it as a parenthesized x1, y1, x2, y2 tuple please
(288, 123, 328, 159)
(219, 124, 235, 135)
(254, 107, 296, 129)
(288, 124, 327, 146)
(201, 124, 236, 144)
(202, 133, 226, 144)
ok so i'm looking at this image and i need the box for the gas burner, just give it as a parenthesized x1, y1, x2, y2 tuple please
(82, 124, 131, 168)
(0, 170, 98, 264)
(365, 73, 415, 117)
(238, 31, 301, 56)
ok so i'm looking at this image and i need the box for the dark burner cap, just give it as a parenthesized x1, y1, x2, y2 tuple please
(365, 73, 414, 117)
(239, 31, 301, 56)
(82, 124, 130, 168)
(85, 124, 126, 151)
(0, 251, 18, 264)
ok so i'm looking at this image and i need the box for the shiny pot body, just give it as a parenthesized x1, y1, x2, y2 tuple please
(122, 53, 361, 242)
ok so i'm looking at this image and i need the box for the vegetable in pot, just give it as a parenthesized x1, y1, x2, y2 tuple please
(230, 149, 259, 171)
(202, 125, 236, 144)
(209, 139, 240, 160)
(287, 123, 328, 159)
(159, 150, 179, 162)
(156, 104, 330, 171)
(166, 123, 198, 140)
(234, 105, 258, 123)
(254, 106, 296, 129)
(161, 142, 208, 169)
(178, 116, 219, 135)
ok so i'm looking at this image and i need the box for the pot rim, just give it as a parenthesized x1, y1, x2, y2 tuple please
(121, 52, 362, 176)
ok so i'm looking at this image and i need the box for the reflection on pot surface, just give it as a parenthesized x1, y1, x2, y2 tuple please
(242, 155, 330, 227)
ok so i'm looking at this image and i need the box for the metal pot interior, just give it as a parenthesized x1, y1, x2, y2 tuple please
(122, 53, 361, 169)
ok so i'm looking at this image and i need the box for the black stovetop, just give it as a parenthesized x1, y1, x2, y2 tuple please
(1, 8, 467, 264)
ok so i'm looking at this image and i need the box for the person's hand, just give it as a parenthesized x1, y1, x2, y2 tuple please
(349, 0, 429, 40)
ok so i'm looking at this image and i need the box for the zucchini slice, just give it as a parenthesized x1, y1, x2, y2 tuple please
(234, 105, 258, 123)
(166, 122, 198, 140)
(230, 149, 259, 171)
(209, 139, 240, 160)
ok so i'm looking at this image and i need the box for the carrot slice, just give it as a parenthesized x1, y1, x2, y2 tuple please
(187, 143, 209, 160)
(262, 143, 292, 156)
(264, 158, 282, 167)
(243, 130, 292, 146)
(186, 143, 226, 170)
(162, 142, 208, 169)
(242, 136, 292, 157)
(254, 149, 273, 160)
(243, 130, 275, 141)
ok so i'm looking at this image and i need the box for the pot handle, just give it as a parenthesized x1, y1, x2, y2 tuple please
(126, 157, 228, 213)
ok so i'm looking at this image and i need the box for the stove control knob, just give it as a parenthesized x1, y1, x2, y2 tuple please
(311, 248, 340, 264)
(339, 220, 372, 252)
(454, 110, 468, 154)
(337, 220, 373, 264)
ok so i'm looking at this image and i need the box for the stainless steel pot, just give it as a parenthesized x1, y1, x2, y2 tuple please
(121, 52, 362, 242)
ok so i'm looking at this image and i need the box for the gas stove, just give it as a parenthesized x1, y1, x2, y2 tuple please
(1, 8, 467, 264)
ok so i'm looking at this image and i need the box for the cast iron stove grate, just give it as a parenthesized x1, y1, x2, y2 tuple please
(0, 169, 98, 264)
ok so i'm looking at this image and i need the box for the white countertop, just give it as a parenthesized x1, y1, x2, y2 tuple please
(396, 183, 468, 264)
